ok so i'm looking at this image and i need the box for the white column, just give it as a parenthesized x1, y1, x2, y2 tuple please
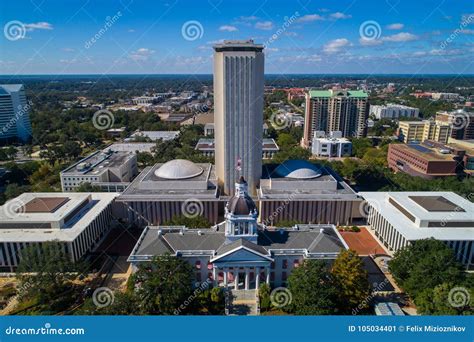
(234, 271, 239, 290)
(256, 268, 260, 290)
(213, 267, 217, 286)
(245, 269, 249, 290)
(223, 268, 228, 287)
(266, 267, 270, 285)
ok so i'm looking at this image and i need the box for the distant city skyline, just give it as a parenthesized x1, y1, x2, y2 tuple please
(0, 0, 473, 75)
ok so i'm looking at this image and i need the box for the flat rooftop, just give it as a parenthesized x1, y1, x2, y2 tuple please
(391, 143, 456, 161)
(0, 192, 118, 242)
(105, 143, 156, 154)
(128, 131, 179, 141)
(118, 163, 219, 201)
(359, 192, 474, 241)
(61, 150, 134, 176)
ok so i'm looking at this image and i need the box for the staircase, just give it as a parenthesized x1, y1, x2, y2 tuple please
(227, 289, 258, 316)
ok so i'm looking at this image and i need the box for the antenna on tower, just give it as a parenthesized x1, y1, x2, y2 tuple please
(235, 156, 242, 177)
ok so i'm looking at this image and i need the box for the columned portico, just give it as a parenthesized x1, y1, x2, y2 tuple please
(214, 264, 270, 290)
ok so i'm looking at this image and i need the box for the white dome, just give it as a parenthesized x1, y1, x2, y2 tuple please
(154, 159, 203, 179)
(275, 160, 323, 179)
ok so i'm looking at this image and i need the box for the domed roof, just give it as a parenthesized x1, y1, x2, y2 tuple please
(154, 159, 203, 179)
(274, 160, 323, 179)
(227, 195, 257, 216)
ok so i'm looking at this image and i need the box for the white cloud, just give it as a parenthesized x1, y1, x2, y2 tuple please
(238, 16, 258, 21)
(323, 38, 351, 53)
(387, 23, 404, 30)
(330, 12, 352, 20)
(129, 48, 155, 61)
(296, 14, 325, 23)
(255, 21, 274, 30)
(284, 31, 298, 37)
(24, 22, 53, 31)
(219, 25, 238, 32)
(128, 29, 136, 33)
(62, 48, 75, 52)
(359, 37, 383, 46)
(460, 29, 474, 35)
(382, 32, 418, 42)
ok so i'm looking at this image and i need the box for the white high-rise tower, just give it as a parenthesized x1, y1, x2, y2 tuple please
(213, 40, 264, 195)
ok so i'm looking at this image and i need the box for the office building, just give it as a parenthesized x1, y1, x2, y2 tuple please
(302, 89, 369, 147)
(436, 110, 474, 141)
(127, 130, 180, 142)
(360, 191, 474, 269)
(311, 131, 352, 157)
(369, 104, 419, 120)
(128, 177, 348, 288)
(0, 192, 119, 271)
(60, 149, 138, 192)
(213, 40, 264, 195)
(397, 120, 451, 144)
(0, 84, 32, 143)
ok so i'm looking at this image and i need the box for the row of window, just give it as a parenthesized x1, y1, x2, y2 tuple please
(194, 259, 300, 270)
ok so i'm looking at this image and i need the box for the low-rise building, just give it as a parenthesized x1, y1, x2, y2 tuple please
(397, 120, 451, 143)
(388, 142, 461, 178)
(359, 191, 474, 269)
(0, 192, 119, 271)
(311, 131, 352, 157)
(127, 130, 180, 142)
(369, 104, 419, 120)
(60, 149, 138, 192)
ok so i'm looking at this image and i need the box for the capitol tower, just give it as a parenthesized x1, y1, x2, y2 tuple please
(213, 40, 264, 196)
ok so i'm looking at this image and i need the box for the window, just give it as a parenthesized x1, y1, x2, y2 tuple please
(208, 272, 213, 280)
(282, 259, 288, 269)
(207, 262, 213, 270)
(195, 260, 201, 270)
(282, 272, 287, 281)
(196, 272, 201, 282)
(293, 259, 300, 268)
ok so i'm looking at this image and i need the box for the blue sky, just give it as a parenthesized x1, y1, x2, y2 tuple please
(0, 0, 473, 74)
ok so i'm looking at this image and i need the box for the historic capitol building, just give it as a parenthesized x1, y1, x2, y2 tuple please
(125, 40, 354, 287)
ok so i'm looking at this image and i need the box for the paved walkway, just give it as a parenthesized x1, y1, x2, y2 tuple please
(227, 290, 258, 315)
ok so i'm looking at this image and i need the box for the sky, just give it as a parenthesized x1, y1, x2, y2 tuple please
(0, 0, 473, 75)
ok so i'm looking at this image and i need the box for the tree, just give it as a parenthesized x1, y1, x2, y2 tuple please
(258, 283, 271, 312)
(16, 241, 83, 313)
(131, 255, 193, 314)
(331, 249, 370, 313)
(163, 215, 213, 228)
(287, 260, 338, 315)
(389, 239, 464, 298)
